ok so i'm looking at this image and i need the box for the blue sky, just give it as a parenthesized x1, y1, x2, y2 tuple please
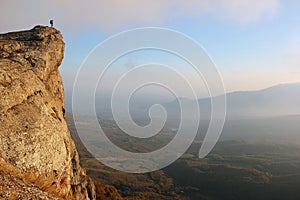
(1, 0, 300, 95)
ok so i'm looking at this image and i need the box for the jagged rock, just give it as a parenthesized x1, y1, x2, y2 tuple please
(0, 26, 96, 199)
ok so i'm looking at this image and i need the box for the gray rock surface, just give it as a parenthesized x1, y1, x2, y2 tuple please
(0, 26, 95, 199)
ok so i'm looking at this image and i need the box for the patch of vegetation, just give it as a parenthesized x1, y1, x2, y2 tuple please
(67, 115, 300, 200)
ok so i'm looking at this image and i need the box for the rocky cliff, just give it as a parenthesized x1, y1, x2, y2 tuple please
(0, 26, 96, 199)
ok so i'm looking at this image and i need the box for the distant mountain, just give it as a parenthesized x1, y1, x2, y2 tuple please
(163, 83, 300, 119)
(225, 83, 300, 118)
(66, 83, 300, 120)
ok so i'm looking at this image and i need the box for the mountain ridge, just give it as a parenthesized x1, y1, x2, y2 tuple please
(76, 82, 300, 120)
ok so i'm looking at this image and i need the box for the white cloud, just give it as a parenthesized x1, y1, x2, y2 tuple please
(0, 0, 280, 32)
(217, 0, 280, 24)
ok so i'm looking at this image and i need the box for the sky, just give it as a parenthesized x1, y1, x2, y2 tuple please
(1, 0, 300, 97)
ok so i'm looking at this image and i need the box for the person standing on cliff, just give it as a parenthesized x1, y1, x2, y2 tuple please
(50, 20, 54, 27)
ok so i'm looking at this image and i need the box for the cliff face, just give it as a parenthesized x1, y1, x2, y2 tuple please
(0, 26, 95, 199)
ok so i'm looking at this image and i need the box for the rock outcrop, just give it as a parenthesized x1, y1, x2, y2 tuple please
(0, 26, 96, 199)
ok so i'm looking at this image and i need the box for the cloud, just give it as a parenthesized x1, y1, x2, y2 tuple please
(0, 0, 280, 32)
(216, 0, 280, 24)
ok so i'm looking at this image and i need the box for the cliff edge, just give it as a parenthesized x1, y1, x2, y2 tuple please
(0, 26, 96, 199)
